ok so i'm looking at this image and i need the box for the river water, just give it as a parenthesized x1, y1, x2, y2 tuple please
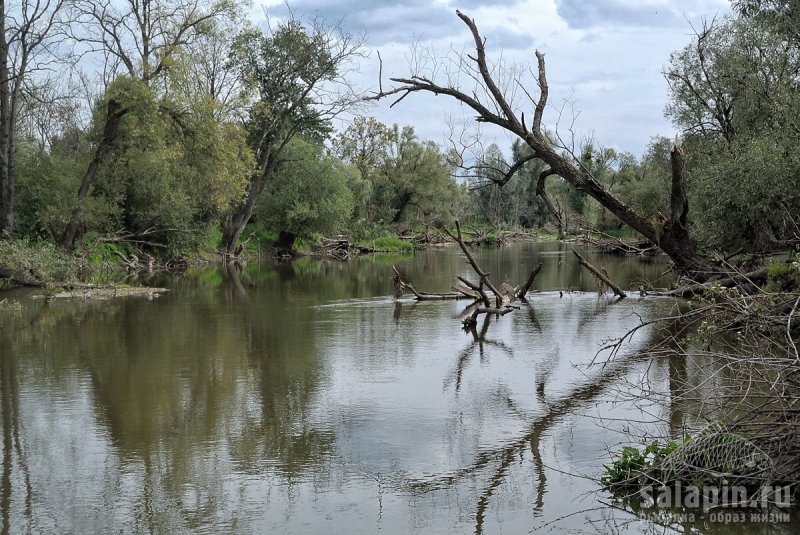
(0, 242, 797, 533)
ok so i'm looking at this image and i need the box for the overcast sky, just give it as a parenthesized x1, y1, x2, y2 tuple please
(252, 0, 731, 157)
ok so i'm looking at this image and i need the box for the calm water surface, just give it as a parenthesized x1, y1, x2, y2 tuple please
(0, 242, 797, 533)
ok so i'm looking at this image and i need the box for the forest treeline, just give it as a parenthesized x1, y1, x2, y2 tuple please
(0, 0, 799, 273)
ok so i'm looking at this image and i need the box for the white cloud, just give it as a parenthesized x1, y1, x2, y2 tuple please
(252, 0, 732, 156)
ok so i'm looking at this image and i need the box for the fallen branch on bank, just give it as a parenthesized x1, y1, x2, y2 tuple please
(580, 229, 660, 256)
(0, 265, 129, 290)
(662, 267, 769, 299)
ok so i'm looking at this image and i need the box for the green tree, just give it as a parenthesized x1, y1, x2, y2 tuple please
(254, 138, 355, 251)
(330, 116, 391, 227)
(665, 15, 800, 253)
(379, 125, 457, 225)
(1, 0, 66, 239)
(220, 16, 363, 256)
(61, 76, 249, 252)
(333, 119, 459, 228)
(61, 0, 237, 249)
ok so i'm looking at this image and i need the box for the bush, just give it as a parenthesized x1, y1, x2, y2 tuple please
(482, 233, 498, 247)
(367, 235, 415, 252)
(765, 262, 800, 293)
(0, 239, 89, 284)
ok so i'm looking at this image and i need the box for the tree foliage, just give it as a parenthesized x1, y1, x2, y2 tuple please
(255, 137, 354, 248)
(665, 15, 800, 252)
(333, 119, 459, 228)
(220, 14, 362, 254)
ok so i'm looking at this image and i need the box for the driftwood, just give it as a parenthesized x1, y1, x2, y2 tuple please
(32, 287, 169, 300)
(462, 305, 515, 329)
(0, 266, 131, 290)
(393, 266, 472, 300)
(572, 249, 627, 299)
(0, 266, 46, 287)
(392, 220, 540, 330)
(446, 221, 506, 308)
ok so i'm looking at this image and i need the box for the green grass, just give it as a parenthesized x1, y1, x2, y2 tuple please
(765, 261, 800, 293)
(361, 235, 415, 252)
(535, 229, 559, 240)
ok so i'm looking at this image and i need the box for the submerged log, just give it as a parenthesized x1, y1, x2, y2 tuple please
(572, 249, 627, 299)
(392, 266, 473, 300)
(32, 287, 169, 300)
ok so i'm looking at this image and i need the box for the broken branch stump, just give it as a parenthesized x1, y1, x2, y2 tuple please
(518, 263, 543, 299)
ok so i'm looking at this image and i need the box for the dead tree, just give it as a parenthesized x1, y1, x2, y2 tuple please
(392, 265, 475, 301)
(367, 10, 708, 275)
(393, 220, 533, 329)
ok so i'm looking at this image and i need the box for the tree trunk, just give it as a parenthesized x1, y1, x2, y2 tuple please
(528, 140, 705, 272)
(221, 186, 261, 257)
(392, 192, 413, 223)
(61, 97, 128, 250)
(0, 2, 12, 239)
(275, 230, 296, 255)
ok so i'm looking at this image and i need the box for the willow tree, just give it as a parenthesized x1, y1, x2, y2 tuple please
(61, 0, 236, 249)
(369, 10, 706, 274)
(220, 16, 363, 257)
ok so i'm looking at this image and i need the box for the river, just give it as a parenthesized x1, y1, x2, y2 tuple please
(0, 241, 796, 533)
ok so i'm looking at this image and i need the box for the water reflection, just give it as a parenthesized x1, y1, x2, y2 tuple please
(0, 242, 795, 533)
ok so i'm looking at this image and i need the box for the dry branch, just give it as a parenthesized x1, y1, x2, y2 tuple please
(518, 263, 543, 299)
(572, 249, 627, 298)
(462, 305, 515, 329)
(392, 265, 472, 300)
(446, 221, 505, 307)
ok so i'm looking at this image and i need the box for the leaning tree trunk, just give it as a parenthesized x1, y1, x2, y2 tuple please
(221, 203, 254, 257)
(61, 97, 128, 250)
(367, 10, 709, 276)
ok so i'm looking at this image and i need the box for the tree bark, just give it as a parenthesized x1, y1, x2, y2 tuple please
(61, 97, 128, 250)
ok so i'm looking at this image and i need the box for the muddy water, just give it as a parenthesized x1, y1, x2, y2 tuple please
(0, 242, 796, 533)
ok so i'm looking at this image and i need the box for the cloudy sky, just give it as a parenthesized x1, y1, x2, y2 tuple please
(252, 0, 731, 157)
